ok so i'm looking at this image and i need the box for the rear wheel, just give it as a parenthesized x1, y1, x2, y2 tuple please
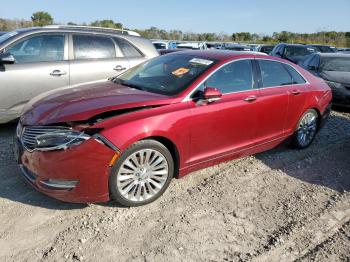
(109, 140, 174, 207)
(290, 109, 318, 149)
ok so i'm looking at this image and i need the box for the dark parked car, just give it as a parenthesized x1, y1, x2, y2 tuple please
(15, 51, 331, 206)
(257, 45, 275, 54)
(302, 53, 350, 106)
(306, 44, 336, 53)
(224, 44, 253, 51)
(0, 31, 7, 36)
(270, 43, 316, 64)
(158, 48, 184, 55)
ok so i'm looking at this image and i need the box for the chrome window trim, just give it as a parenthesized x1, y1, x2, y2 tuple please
(182, 58, 254, 102)
(256, 58, 309, 88)
(182, 57, 310, 102)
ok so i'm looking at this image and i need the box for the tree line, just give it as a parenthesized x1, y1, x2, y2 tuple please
(1, 11, 349, 47)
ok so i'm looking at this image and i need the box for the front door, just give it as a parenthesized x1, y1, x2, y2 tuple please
(188, 59, 258, 166)
(0, 33, 69, 123)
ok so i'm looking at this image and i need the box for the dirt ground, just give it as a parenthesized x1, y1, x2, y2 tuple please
(0, 109, 349, 262)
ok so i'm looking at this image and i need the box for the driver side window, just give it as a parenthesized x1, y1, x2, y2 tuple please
(203, 59, 253, 94)
(7, 34, 65, 63)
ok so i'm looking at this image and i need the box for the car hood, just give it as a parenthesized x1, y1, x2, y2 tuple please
(319, 71, 350, 85)
(21, 81, 173, 126)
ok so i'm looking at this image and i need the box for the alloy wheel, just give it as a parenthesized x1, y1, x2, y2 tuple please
(116, 149, 169, 203)
(296, 111, 318, 147)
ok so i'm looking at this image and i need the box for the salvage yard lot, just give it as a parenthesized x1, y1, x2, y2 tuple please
(0, 109, 349, 262)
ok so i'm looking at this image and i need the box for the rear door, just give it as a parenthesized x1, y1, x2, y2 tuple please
(114, 37, 146, 68)
(69, 33, 130, 86)
(254, 59, 292, 143)
(0, 33, 69, 122)
(282, 63, 309, 133)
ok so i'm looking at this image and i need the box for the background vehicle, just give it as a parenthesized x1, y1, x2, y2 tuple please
(224, 43, 253, 51)
(16, 51, 332, 206)
(152, 40, 177, 50)
(0, 31, 7, 36)
(246, 44, 259, 51)
(0, 25, 158, 123)
(302, 53, 350, 106)
(205, 43, 222, 49)
(158, 48, 184, 55)
(306, 44, 336, 53)
(337, 48, 350, 54)
(270, 43, 316, 64)
(257, 44, 275, 54)
(177, 42, 207, 50)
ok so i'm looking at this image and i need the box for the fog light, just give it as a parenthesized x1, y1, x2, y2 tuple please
(39, 179, 79, 190)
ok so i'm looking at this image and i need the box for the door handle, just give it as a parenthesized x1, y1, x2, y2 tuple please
(243, 95, 257, 102)
(113, 65, 127, 71)
(50, 70, 67, 76)
(291, 90, 301, 95)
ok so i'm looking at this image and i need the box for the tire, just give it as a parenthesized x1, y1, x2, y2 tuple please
(290, 109, 319, 149)
(109, 140, 174, 207)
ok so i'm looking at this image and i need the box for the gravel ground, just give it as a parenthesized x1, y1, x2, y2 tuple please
(0, 109, 349, 262)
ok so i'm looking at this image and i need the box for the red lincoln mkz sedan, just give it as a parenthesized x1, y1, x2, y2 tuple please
(15, 51, 332, 206)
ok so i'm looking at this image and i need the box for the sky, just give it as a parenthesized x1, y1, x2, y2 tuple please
(1, 0, 349, 35)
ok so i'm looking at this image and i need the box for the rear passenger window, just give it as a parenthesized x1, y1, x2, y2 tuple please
(73, 35, 115, 60)
(205, 60, 253, 94)
(258, 60, 293, 87)
(284, 64, 306, 84)
(115, 38, 142, 57)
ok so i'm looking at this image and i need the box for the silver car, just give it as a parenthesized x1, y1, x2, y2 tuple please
(0, 25, 158, 123)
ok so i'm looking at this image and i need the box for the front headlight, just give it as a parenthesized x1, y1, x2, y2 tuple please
(325, 80, 343, 89)
(35, 130, 90, 151)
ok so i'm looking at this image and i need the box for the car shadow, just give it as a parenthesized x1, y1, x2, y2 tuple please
(0, 122, 87, 210)
(333, 105, 350, 114)
(254, 112, 350, 193)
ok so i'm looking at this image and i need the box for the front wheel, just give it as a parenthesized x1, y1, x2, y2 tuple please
(109, 140, 174, 207)
(290, 109, 319, 149)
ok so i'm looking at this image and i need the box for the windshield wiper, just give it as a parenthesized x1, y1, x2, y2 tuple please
(120, 81, 147, 91)
(110, 77, 146, 91)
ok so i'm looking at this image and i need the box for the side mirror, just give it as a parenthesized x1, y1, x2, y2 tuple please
(203, 87, 222, 103)
(0, 53, 15, 64)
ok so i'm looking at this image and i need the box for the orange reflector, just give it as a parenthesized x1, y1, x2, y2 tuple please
(109, 152, 121, 167)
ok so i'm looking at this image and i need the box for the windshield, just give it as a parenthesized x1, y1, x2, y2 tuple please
(321, 57, 350, 72)
(114, 54, 216, 96)
(0, 30, 18, 45)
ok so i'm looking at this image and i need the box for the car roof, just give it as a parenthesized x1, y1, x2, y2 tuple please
(279, 43, 310, 47)
(317, 53, 350, 58)
(307, 44, 331, 47)
(166, 50, 271, 61)
(11, 25, 140, 36)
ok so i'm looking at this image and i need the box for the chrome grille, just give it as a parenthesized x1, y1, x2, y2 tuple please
(21, 126, 71, 151)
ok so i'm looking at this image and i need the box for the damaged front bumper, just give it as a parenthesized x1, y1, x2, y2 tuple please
(15, 134, 117, 203)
